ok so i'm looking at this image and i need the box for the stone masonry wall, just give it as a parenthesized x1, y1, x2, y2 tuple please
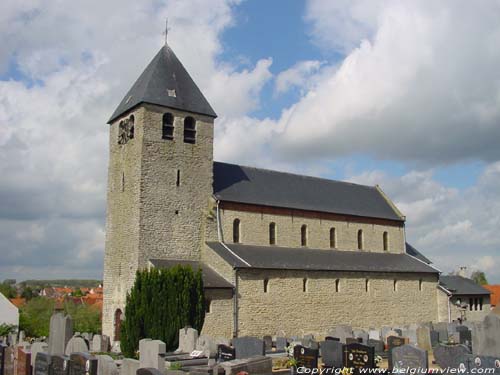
(201, 289, 234, 338)
(234, 269, 438, 338)
(219, 205, 405, 253)
(437, 289, 491, 322)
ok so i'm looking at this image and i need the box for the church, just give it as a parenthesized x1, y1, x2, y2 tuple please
(102, 37, 445, 340)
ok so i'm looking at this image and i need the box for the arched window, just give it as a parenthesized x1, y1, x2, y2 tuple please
(205, 299, 211, 313)
(383, 231, 389, 251)
(264, 278, 269, 293)
(419, 279, 423, 291)
(335, 279, 340, 293)
(330, 227, 337, 248)
(128, 115, 135, 139)
(365, 279, 370, 292)
(303, 278, 308, 293)
(184, 116, 196, 144)
(269, 222, 276, 245)
(301, 225, 308, 247)
(358, 230, 364, 250)
(114, 309, 122, 341)
(233, 219, 240, 243)
(162, 112, 174, 140)
(393, 280, 398, 292)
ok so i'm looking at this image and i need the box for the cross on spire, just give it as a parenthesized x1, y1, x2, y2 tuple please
(164, 18, 170, 45)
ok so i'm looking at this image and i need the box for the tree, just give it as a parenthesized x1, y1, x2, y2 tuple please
(120, 266, 205, 357)
(0, 282, 16, 299)
(21, 286, 35, 301)
(471, 270, 488, 285)
(64, 302, 101, 334)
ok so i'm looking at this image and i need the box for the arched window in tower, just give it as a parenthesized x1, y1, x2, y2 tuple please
(114, 309, 122, 341)
(184, 116, 196, 144)
(383, 231, 389, 251)
(269, 222, 276, 245)
(233, 219, 241, 243)
(330, 227, 337, 248)
(128, 115, 135, 140)
(358, 230, 364, 250)
(301, 224, 308, 247)
(162, 112, 174, 140)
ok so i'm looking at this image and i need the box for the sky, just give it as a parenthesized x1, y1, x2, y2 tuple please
(1, 0, 500, 283)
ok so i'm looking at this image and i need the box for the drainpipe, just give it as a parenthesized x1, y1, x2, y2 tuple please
(447, 294, 452, 323)
(216, 199, 239, 338)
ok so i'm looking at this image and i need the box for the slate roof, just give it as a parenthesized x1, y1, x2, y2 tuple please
(405, 242, 432, 264)
(206, 242, 439, 274)
(213, 162, 404, 221)
(439, 275, 491, 296)
(149, 259, 233, 289)
(109, 45, 217, 123)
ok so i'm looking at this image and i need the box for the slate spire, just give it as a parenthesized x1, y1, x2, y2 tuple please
(108, 35, 217, 123)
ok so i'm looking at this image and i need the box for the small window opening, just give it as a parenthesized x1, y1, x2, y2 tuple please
(330, 227, 337, 248)
(365, 279, 369, 292)
(175, 210, 179, 215)
(301, 225, 308, 247)
(303, 278, 308, 293)
(184, 116, 196, 144)
(269, 222, 276, 245)
(264, 278, 269, 293)
(128, 115, 135, 139)
(176, 169, 181, 187)
(393, 280, 398, 292)
(358, 230, 364, 250)
(335, 279, 340, 293)
(419, 279, 423, 291)
(205, 300, 211, 313)
(233, 219, 240, 243)
(162, 113, 174, 140)
(121, 172, 125, 192)
(480, 298, 483, 311)
(383, 231, 389, 251)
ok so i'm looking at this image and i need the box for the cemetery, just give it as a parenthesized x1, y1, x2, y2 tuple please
(1, 311, 500, 375)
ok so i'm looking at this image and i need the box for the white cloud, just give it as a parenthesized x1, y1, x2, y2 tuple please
(275, 60, 324, 95)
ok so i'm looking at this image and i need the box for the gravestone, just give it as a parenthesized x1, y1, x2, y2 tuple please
(387, 337, 409, 370)
(325, 337, 339, 342)
(31, 343, 49, 369)
(48, 313, 73, 356)
(4, 347, 14, 375)
(177, 328, 198, 354)
(384, 330, 400, 342)
(368, 330, 380, 341)
(474, 315, 500, 357)
(293, 346, 318, 370)
(136, 369, 162, 375)
(95, 355, 118, 375)
(216, 345, 235, 363)
(392, 345, 428, 370)
(232, 337, 265, 359)
(216, 356, 272, 375)
(17, 347, 31, 375)
(380, 327, 392, 341)
(34, 353, 52, 375)
(393, 329, 403, 336)
(343, 343, 375, 374)
(263, 336, 272, 352)
(275, 338, 287, 352)
(196, 335, 218, 358)
(346, 338, 363, 345)
(416, 327, 432, 351)
(90, 335, 109, 353)
(430, 331, 439, 348)
(138, 340, 165, 371)
(459, 330, 472, 350)
(367, 340, 385, 357)
(434, 344, 471, 370)
(353, 330, 369, 344)
(434, 322, 449, 343)
(0, 344, 6, 375)
(120, 359, 139, 375)
(330, 326, 353, 344)
(65, 338, 88, 356)
(468, 355, 500, 374)
(320, 340, 343, 368)
(50, 355, 70, 375)
(402, 326, 418, 345)
(68, 353, 97, 375)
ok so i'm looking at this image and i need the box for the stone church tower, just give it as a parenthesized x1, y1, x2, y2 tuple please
(102, 41, 217, 339)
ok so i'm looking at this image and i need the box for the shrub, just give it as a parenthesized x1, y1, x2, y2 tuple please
(120, 266, 205, 357)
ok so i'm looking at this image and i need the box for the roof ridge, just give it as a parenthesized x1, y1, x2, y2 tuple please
(214, 160, 378, 190)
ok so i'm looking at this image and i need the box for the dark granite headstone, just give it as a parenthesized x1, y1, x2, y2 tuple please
(136, 369, 163, 375)
(0, 344, 6, 375)
(50, 355, 69, 375)
(434, 344, 471, 370)
(293, 345, 318, 370)
(367, 339, 385, 357)
(263, 336, 273, 352)
(232, 337, 265, 359)
(387, 336, 409, 370)
(459, 330, 472, 350)
(346, 338, 363, 345)
(325, 337, 340, 342)
(216, 345, 235, 363)
(320, 340, 343, 368)
(35, 353, 52, 375)
(68, 353, 97, 375)
(343, 343, 375, 374)
(391, 344, 428, 370)
(17, 348, 32, 375)
(430, 331, 439, 348)
(468, 355, 500, 374)
(276, 338, 287, 352)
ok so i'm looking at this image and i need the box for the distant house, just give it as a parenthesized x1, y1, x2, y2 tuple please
(438, 275, 491, 322)
(484, 285, 500, 308)
(0, 293, 19, 326)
